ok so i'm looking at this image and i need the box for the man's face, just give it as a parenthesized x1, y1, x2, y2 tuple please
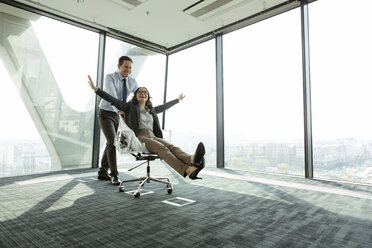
(118, 60, 132, 77)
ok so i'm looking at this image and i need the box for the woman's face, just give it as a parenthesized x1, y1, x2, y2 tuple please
(136, 87, 149, 103)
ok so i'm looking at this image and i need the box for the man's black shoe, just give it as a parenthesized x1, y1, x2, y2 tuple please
(97, 173, 111, 181)
(111, 177, 121, 185)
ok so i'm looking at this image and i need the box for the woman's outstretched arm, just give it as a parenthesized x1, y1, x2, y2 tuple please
(87, 75, 128, 112)
(154, 93, 185, 114)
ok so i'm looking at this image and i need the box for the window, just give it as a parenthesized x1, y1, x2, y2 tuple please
(0, 4, 99, 176)
(224, 8, 304, 175)
(167, 40, 216, 167)
(101, 37, 166, 165)
(310, 0, 372, 184)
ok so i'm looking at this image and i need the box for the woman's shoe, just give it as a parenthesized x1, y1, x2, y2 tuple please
(189, 158, 205, 180)
(192, 142, 205, 166)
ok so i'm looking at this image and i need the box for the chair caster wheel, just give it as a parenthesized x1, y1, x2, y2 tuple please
(119, 186, 125, 192)
(167, 184, 172, 194)
(134, 192, 140, 198)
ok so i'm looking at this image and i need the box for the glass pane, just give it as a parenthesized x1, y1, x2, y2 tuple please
(167, 40, 216, 167)
(224, 8, 304, 175)
(310, 0, 372, 184)
(101, 37, 166, 165)
(0, 4, 99, 177)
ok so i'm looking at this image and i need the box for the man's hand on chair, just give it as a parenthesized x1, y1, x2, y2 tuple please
(118, 111, 125, 116)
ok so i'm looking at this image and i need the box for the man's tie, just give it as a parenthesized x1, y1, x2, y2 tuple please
(122, 78, 127, 102)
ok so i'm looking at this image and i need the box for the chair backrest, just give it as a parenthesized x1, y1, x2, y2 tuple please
(116, 114, 162, 162)
(115, 113, 172, 154)
(115, 115, 148, 154)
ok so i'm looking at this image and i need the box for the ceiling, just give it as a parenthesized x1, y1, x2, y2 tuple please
(7, 0, 300, 53)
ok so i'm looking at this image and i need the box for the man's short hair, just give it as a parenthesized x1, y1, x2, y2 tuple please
(118, 56, 133, 65)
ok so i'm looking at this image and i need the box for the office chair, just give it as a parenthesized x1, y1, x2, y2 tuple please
(116, 116, 173, 198)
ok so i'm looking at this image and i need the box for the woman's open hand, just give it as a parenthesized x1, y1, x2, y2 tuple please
(87, 75, 98, 91)
(178, 93, 186, 101)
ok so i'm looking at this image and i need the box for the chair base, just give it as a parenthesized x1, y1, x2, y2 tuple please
(119, 158, 173, 197)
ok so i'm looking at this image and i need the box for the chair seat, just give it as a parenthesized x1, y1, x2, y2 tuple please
(131, 152, 160, 161)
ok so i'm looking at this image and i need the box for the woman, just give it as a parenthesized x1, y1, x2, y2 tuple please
(88, 75, 205, 180)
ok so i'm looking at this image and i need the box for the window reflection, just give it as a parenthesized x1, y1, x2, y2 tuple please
(0, 5, 98, 177)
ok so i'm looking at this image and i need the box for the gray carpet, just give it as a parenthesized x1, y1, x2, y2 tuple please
(0, 161, 371, 248)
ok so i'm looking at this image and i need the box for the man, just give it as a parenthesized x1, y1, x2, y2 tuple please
(97, 56, 138, 185)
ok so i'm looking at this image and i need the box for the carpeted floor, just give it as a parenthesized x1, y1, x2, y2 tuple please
(0, 161, 371, 248)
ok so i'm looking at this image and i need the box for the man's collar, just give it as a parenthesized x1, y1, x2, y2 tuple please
(116, 71, 128, 81)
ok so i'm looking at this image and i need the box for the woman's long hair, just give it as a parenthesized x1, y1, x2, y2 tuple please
(130, 87, 153, 110)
